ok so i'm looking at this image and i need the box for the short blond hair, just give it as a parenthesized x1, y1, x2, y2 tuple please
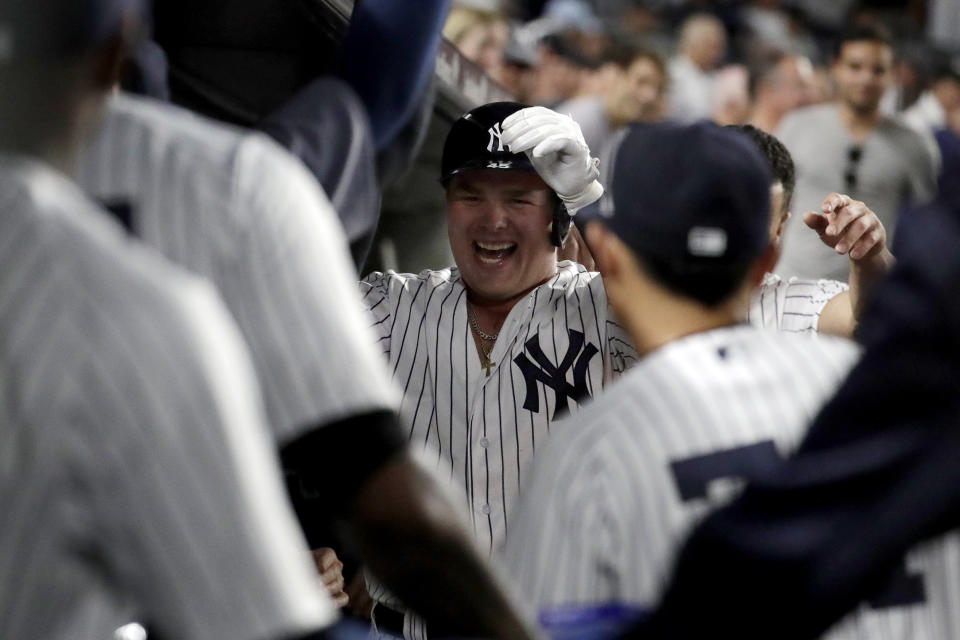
(443, 6, 506, 46)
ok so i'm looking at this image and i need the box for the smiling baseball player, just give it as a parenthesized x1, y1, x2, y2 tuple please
(359, 102, 634, 637)
(360, 103, 629, 557)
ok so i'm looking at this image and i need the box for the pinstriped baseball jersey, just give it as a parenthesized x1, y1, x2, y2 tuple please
(504, 326, 860, 613)
(822, 530, 960, 640)
(508, 322, 960, 638)
(76, 93, 398, 445)
(361, 261, 637, 553)
(0, 156, 334, 640)
(749, 272, 849, 334)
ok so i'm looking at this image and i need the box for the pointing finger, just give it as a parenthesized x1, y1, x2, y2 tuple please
(803, 211, 829, 234)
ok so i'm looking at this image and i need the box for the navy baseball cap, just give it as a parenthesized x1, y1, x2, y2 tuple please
(584, 121, 772, 265)
(0, 0, 143, 63)
(441, 101, 536, 184)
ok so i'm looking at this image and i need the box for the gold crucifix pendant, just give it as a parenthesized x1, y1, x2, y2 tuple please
(482, 358, 495, 376)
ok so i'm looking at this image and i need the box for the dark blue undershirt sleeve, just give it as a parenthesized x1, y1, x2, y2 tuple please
(337, 0, 451, 152)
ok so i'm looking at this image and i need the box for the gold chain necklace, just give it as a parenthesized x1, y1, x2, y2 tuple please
(467, 305, 499, 341)
(467, 305, 499, 375)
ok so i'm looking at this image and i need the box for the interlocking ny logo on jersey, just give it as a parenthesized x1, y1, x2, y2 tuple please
(513, 329, 599, 421)
(487, 123, 507, 152)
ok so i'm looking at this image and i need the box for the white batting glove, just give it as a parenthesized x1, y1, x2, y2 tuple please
(501, 106, 603, 215)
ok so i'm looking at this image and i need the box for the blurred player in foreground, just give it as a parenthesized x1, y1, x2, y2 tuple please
(630, 195, 960, 639)
(0, 2, 338, 639)
(504, 122, 864, 636)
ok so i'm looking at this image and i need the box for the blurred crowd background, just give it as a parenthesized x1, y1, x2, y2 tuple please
(441, 0, 957, 186)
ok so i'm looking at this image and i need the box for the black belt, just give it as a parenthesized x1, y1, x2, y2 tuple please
(373, 604, 406, 637)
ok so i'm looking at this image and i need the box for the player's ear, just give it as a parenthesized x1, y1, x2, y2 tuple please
(90, 14, 140, 92)
(585, 222, 619, 279)
(774, 210, 790, 245)
(748, 242, 779, 289)
(586, 221, 642, 296)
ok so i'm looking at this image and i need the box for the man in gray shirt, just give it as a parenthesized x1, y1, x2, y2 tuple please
(776, 25, 935, 282)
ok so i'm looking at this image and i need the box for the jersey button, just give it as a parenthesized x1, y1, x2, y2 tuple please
(479, 437, 490, 448)
(480, 504, 491, 515)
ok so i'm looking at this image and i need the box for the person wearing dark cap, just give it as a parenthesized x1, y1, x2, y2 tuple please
(358, 101, 624, 637)
(502, 121, 874, 637)
(628, 208, 960, 640)
(0, 1, 343, 639)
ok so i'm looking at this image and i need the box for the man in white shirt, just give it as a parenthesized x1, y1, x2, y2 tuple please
(667, 14, 727, 122)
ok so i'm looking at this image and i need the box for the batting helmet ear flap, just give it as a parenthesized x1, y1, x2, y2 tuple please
(551, 200, 573, 247)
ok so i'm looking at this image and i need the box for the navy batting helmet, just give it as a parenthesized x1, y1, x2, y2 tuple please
(441, 101, 572, 247)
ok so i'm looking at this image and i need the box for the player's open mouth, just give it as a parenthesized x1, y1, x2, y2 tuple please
(474, 241, 517, 264)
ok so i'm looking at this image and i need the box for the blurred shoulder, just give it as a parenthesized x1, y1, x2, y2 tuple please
(776, 103, 837, 139)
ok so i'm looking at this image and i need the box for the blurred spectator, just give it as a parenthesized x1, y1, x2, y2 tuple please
(880, 45, 933, 114)
(902, 55, 960, 136)
(810, 62, 837, 103)
(444, 3, 510, 80)
(529, 32, 593, 105)
(928, 0, 960, 53)
(499, 31, 539, 101)
(776, 25, 936, 281)
(712, 64, 751, 125)
(542, 0, 607, 57)
(794, 0, 857, 31)
(748, 52, 817, 133)
(559, 45, 667, 152)
(668, 13, 727, 122)
(743, 0, 819, 62)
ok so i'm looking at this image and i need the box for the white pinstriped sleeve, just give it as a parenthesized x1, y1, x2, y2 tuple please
(86, 280, 336, 640)
(595, 276, 639, 377)
(229, 138, 399, 444)
(749, 273, 848, 335)
(360, 271, 395, 361)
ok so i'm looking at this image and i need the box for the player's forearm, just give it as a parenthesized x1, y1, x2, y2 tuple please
(338, 0, 450, 150)
(348, 456, 536, 640)
(849, 248, 895, 323)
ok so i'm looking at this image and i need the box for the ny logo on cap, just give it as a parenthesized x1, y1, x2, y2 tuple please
(487, 123, 507, 152)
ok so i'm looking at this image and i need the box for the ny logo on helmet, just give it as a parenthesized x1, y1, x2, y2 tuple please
(487, 123, 508, 152)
